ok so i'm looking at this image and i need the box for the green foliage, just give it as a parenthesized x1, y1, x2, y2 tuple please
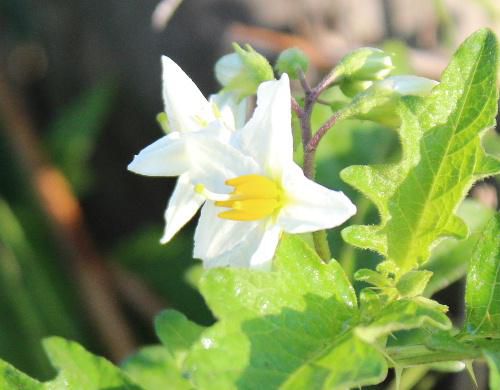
(183, 235, 361, 389)
(112, 225, 212, 324)
(465, 214, 500, 337)
(356, 298, 451, 343)
(423, 199, 495, 297)
(341, 28, 500, 274)
(121, 346, 189, 390)
(485, 351, 500, 389)
(43, 337, 140, 389)
(45, 80, 116, 195)
(0, 359, 43, 390)
(0, 199, 82, 379)
(155, 310, 205, 365)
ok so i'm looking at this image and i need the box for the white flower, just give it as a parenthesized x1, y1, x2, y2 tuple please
(127, 56, 246, 244)
(190, 75, 357, 270)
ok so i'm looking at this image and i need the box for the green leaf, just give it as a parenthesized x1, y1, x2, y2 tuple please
(184, 235, 366, 389)
(355, 298, 451, 343)
(43, 337, 141, 389)
(424, 199, 495, 297)
(341, 29, 500, 273)
(0, 359, 43, 390)
(484, 350, 500, 389)
(0, 198, 82, 378)
(155, 309, 205, 365)
(45, 80, 116, 195)
(121, 346, 190, 390)
(396, 271, 433, 298)
(280, 333, 387, 389)
(465, 213, 500, 337)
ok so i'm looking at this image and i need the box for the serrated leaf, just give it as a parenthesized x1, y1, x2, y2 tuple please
(0, 358, 43, 390)
(43, 337, 141, 389)
(184, 235, 362, 389)
(155, 309, 205, 366)
(281, 333, 387, 389)
(341, 29, 500, 273)
(424, 199, 495, 297)
(465, 213, 500, 337)
(121, 346, 190, 390)
(355, 298, 451, 343)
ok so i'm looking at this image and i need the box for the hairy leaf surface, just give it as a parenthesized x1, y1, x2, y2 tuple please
(183, 235, 381, 389)
(465, 214, 500, 337)
(341, 29, 500, 272)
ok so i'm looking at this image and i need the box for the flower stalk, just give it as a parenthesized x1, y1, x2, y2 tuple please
(295, 69, 342, 260)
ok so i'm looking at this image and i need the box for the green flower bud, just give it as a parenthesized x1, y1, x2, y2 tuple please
(339, 79, 374, 98)
(334, 47, 394, 82)
(340, 75, 438, 127)
(215, 43, 274, 99)
(275, 47, 309, 79)
(333, 48, 394, 97)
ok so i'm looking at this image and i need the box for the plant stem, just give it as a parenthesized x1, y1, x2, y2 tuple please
(296, 70, 340, 260)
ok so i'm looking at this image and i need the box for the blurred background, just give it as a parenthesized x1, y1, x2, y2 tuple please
(0, 0, 499, 388)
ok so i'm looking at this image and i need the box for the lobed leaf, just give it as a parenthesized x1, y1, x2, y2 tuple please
(183, 235, 366, 389)
(341, 29, 500, 273)
(121, 346, 190, 390)
(423, 199, 495, 297)
(43, 337, 141, 389)
(356, 298, 451, 343)
(0, 359, 43, 390)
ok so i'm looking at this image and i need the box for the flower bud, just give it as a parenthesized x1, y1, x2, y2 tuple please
(335, 47, 394, 82)
(215, 43, 274, 99)
(340, 75, 438, 127)
(275, 47, 309, 79)
(334, 48, 393, 97)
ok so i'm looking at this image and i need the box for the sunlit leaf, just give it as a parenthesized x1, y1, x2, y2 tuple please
(341, 29, 500, 273)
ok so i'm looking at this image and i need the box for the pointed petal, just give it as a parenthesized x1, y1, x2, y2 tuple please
(195, 204, 281, 270)
(209, 91, 249, 130)
(193, 201, 259, 260)
(185, 132, 259, 193)
(160, 172, 205, 244)
(127, 132, 189, 176)
(278, 164, 357, 233)
(162, 56, 215, 132)
(235, 75, 292, 177)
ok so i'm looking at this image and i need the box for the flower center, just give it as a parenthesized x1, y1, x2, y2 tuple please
(196, 174, 283, 221)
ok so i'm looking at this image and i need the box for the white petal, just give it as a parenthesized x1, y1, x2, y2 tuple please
(234, 75, 292, 177)
(160, 172, 205, 244)
(278, 164, 357, 233)
(209, 91, 249, 130)
(193, 201, 259, 260)
(194, 205, 281, 270)
(185, 132, 259, 193)
(127, 132, 189, 176)
(204, 224, 282, 270)
(162, 56, 215, 132)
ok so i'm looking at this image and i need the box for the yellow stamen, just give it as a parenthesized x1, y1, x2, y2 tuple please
(215, 174, 283, 221)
